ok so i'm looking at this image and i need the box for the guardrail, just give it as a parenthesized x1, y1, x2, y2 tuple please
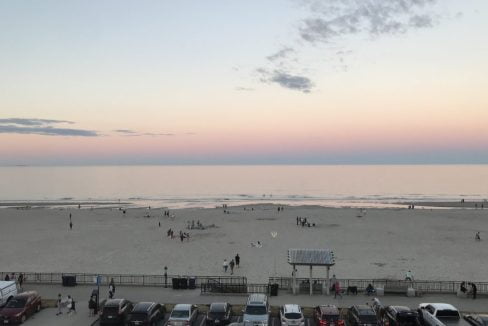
(0, 271, 246, 287)
(268, 277, 488, 294)
(201, 282, 270, 295)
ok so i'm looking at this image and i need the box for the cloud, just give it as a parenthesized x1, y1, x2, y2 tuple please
(0, 118, 98, 136)
(266, 47, 295, 62)
(258, 69, 314, 93)
(235, 86, 254, 91)
(0, 125, 98, 137)
(113, 129, 175, 137)
(298, 0, 439, 43)
(0, 118, 74, 126)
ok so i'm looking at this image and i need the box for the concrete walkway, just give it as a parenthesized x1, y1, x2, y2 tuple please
(20, 283, 488, 326)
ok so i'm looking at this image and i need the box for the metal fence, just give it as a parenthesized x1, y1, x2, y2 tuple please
(0, 271, 246, 287)
(268, 277, 488, 294)
(201, 282, 270, 295)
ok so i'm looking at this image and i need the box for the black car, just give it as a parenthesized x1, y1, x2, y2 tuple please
(206, 302, 232, 326)
(464, 314, 488, 326)
(128, 302, 166, 326)
(381, 306, 420, 326)
(100, 299, 133, 326)
(348, 305, 379, 326)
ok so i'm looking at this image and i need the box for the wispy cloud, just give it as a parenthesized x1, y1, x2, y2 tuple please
(113, 129, 175, 137)
(257, 68, 314, 93)
(0, 118, 98, 136)
(256, 0, 442, 93)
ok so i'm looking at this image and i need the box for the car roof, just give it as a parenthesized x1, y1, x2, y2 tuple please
(247, 294, 267, 304)
(0, 281, 16, 287)
(132, 302, 156, 312)
(318, 305, 339, 314)
(283, 304, 302, 314)
(422, 303, 457, 311)
(105, 299, 126, 306)
(354, 305, 375, 314)
(174, 304, 192, 310)
(210, 303, 228, 311)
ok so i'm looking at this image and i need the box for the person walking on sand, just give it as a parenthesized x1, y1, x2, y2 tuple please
(235, 254, 240, 268)
(229, 259, 235, 275)
(475, 232, 481, 241)
(223, 259, 228, 273)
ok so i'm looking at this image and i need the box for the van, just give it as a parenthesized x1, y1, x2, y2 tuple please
(0, 281, 18, 307)
(243, 294, 269, 326)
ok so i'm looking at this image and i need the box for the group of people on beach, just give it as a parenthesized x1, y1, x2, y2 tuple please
(296, 216, 315, 227)
(166, 228, 190, 242)
(223, 254, 240, 275)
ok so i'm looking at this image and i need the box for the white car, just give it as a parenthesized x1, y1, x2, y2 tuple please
(168, 304, 199, 326)
(280, 304, 305, 326)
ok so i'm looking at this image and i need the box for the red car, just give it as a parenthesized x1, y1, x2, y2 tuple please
(314, 305, 345, 326)
(0, 291, 42, 324)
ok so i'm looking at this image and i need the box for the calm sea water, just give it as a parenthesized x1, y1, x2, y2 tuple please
(1, 165, 487, 208)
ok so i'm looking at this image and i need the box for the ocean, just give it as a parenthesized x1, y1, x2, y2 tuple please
(1, 165, 487, 208)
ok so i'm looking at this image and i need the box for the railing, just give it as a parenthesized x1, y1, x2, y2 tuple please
(201, 282, 269, 295)
(268, 277, 488, 294)
(0, 271, 246, 287)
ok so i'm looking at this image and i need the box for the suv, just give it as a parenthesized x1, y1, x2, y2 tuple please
(348, 305, 379, 326)
(207, 302, 232, 326)
(127, 302, 166, 326)
(314, 305, 344, 326)
(100, 299, 133, 326)
(381, 306, 420, 326)
(280, 304, 305, 326)
(243, 294, 269, 326)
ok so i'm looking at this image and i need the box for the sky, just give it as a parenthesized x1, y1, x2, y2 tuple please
(0, 0, 487, 165)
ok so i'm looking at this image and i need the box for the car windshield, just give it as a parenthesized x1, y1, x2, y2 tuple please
(103, 307, 119, 315)
(323, 314, 340, 322)
(285, 313, 303, 320)
(359, 315, 378, 324)
(6, 298, 26, 308)
(436, 310, 459, 318)
(129, 313, 147, 321)
(245, 306, 267, 315)
(172, 310, 190, 318)
(209, 312, 226, 318)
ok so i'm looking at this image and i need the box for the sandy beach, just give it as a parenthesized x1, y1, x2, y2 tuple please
(1, 205, 487, 283)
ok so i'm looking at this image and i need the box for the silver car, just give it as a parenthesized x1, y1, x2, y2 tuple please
(168, 304, 199, 326)
(280, 304, 305, 326)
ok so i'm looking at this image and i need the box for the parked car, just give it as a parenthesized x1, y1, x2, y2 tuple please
(348, 305, 379, 326)
(207, 302, 232, 326)
(243, 293, 269, 326)
(314, 305, 344, 326)
(127, 302, 165, 326)
(464, 314, 488, 326)
(100, 298, 133, 326)
(381, 306, 420, 326)
(418, 303, 469, 326)
(167, 304, 199, 326)
(280, 304, 305, 326)
(0, 291, 41, 324)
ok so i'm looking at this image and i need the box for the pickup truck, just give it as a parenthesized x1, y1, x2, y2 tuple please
(418, 303, 470, 326)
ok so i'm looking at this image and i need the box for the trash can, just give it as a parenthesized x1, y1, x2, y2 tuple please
(62, 275, 77, 287)
(270, 283, 279, 296)
(179, 278, 188, 289)
(189, 277, 196, 289)
(172, 278, 180, 289)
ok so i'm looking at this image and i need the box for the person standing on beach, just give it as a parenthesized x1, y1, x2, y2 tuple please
(471, 283, 477, 299)
(229, 259, 235, 275)
(109, 278, 115, 299)
(235, 254, 240, 268)
(475, 232, 481, 241)
(69, 221, 73, 230)
(223, 259, 228, 273)
(18, 273, 24, 291)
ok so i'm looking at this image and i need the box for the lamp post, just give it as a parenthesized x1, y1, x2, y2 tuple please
(164, 266, 168, 288)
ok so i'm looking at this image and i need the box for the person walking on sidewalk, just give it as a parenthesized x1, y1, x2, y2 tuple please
(229, 259, 235, 275)
(223, 259, 228, 273)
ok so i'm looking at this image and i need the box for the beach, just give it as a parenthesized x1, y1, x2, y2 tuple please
(0, 205, 487, 283)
